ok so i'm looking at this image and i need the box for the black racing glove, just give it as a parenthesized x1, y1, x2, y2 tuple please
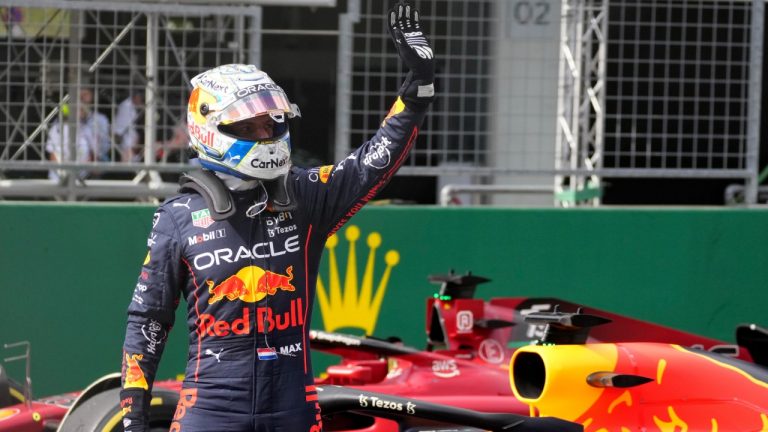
(119, 387, 150, 432)
(388, 0, 435, 107)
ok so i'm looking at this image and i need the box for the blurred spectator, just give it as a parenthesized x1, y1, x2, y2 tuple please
(45, 103, 92, 181)
(155, 119, 189, 163)
(79, 88, 111, 162)
(113, 92, 144, 162)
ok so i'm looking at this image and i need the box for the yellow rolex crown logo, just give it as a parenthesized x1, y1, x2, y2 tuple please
(317, 225, 400, 335)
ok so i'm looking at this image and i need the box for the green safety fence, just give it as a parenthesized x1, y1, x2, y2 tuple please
(2, 203, 767, 397)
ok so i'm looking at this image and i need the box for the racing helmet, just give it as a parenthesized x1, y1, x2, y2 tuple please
(187, 64, 300, 180)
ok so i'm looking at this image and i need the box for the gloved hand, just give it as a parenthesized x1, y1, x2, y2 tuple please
(119, 388, 150, 432)
(388, 0, 435, 107)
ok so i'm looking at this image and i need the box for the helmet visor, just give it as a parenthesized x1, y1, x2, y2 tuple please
(216, 88, 298, 126)
(217, 113, 290, 142)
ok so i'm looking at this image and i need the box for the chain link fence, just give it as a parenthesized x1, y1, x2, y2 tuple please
(0, 0, 764, 203)
(554, 0, 763, 205)
(0, 1, 263, 199)
(336, 0, 496, 178)
(606, 2, 755, 171)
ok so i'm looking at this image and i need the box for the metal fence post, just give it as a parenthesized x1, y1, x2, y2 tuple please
(745, 0, 765, 205)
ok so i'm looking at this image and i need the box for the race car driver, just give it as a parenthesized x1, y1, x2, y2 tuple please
(119, 1, 434, 431)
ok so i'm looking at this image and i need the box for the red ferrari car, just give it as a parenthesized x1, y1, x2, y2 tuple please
(1, 271, 765, 431)
(311, 270, 762, 396)
(509, 307, 768, 430)
(0, 369, 576, 432)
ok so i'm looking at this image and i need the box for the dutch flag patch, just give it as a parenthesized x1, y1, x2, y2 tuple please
(257, 348, 278, 361)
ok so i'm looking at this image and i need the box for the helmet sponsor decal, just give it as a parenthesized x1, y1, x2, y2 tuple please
(196, 77, 232, 95)
(251, 156, 288, 169)
(235, 82, 283, 99)
(189, 122, 215, 146)
(224, 140, 253, 164)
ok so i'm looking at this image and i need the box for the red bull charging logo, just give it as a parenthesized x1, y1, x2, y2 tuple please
(206, 265, 295, 304)
(123, 352, 149, 390)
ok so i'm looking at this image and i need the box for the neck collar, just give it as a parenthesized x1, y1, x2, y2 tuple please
(214, 172, 261, 191)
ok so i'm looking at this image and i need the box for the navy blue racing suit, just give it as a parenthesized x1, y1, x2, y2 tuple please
(119, 98, 428, 432)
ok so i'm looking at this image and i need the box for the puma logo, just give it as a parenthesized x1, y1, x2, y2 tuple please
(204, 348, 223, 363)
(173, 198, 191, 209)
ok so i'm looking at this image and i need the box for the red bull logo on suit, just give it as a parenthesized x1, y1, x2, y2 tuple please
(206, 265, 295, 304)
(123, 352, 149, 390)
(197, 299, 305, 337)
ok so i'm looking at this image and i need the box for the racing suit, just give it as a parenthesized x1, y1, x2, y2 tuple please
(119, 97, 429, 431)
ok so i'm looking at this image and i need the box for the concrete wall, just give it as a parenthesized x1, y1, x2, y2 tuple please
(490, 0, 561, 205)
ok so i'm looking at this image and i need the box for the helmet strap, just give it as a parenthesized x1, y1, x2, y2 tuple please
(246, 182, 269, 218)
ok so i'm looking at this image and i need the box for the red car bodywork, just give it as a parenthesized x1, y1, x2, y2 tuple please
(511, 342, 768, 430)
(1, 273, 763, 431)
(0, 385, 181, 432)
(0, 397, 77, 432)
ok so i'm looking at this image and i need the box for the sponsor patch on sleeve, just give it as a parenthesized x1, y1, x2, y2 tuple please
(383, 97, 406, 124)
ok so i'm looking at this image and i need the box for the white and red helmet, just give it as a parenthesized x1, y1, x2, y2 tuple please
(187, 64, 300, 180)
